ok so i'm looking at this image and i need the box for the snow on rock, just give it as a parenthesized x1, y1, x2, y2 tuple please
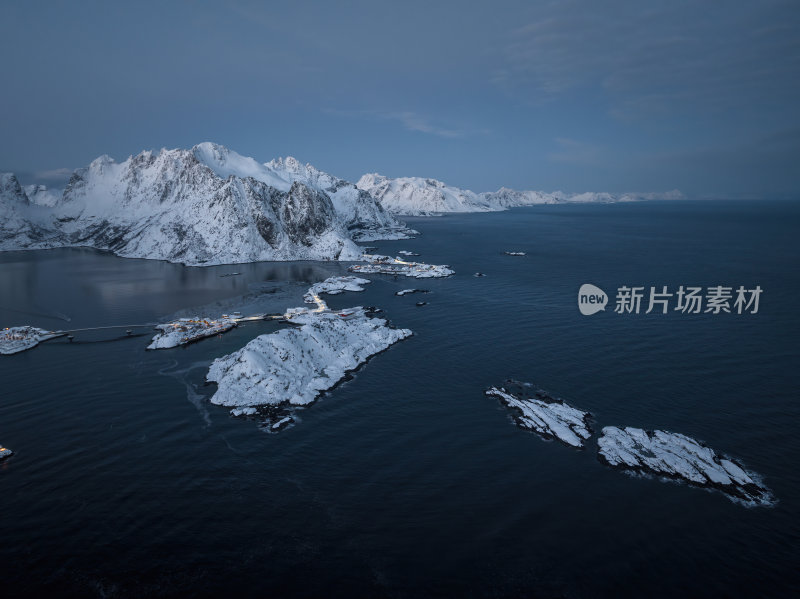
(271, 416, 294, 431)
(266, 156, 416, 241)
(206, 308, 412, 407)
(396, 289, 429, 296)
(231, 407, 258, 417)
(598, 426, 773, 506)
(147, 317, 238, 349)
(24, 184, 63, 207)
(486, 384, 592, 448)
(229, 405, 296, 433)
(350, 254, 454, 279)
(0, 326, 63, 355)
(303, 276, 371, 303)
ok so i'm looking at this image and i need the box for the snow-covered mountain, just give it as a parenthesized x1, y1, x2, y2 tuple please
(1, 142, 685, 264)
(481, 187, 565, 208)
(0, 143, 412, 265)
(357, 173, 684, 216)
(266, 157, 413, 240)
(356, 173, 493, 215)
(24, 184, 62, 207)
(0, 174, 58, 249)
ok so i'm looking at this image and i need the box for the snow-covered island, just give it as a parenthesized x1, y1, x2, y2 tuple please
(598, 426, 773, 506)
(398, 250, 420, 256)
(303, 276, 371, 303)
(147, 316, 239, 350)
(206, 307, 412, 408)
(396, 289, 429, 296)
(0, 326, 64, 355)
(486, 384, 592, 448)
(350, 254, 454, 279)
(271, 416, 294, 431)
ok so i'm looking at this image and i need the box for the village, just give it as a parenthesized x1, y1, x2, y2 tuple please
(0, 326, 65, 355)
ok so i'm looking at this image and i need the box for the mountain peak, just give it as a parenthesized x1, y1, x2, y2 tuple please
(0, 173, 29, 205)
(266, 156, 312, 175)
(88, 154, 115, 170)
(189, 143, 291, 191)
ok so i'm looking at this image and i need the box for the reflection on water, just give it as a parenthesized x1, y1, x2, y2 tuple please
(0, 248, 348, 329)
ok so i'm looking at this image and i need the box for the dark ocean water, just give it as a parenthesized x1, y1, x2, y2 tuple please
(0, 200, 798, 598)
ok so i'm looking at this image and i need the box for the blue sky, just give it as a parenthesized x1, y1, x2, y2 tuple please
(2, 0, 798, 196)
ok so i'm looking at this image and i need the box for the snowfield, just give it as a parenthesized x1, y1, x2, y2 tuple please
(598, 426, 773, 506)
(206, 308, 412, 407)
(486, 386, 592, 448)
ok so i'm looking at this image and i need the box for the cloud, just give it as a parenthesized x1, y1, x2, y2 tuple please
(386, 112, 467, 138)
(32, 168, 73, 184)
(496, 0, 800, 119)
(325, 108, 486, 139)
(548, 138, 605, 165)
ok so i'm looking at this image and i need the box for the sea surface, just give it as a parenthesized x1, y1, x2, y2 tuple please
(1, 200, 798, 598)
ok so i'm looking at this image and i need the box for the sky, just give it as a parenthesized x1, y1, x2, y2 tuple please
(1, 0, 799, 196)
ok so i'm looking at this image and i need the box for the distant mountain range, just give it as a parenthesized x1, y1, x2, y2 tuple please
(0, 142, 684, 265)
(356, 173, 684, 216)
